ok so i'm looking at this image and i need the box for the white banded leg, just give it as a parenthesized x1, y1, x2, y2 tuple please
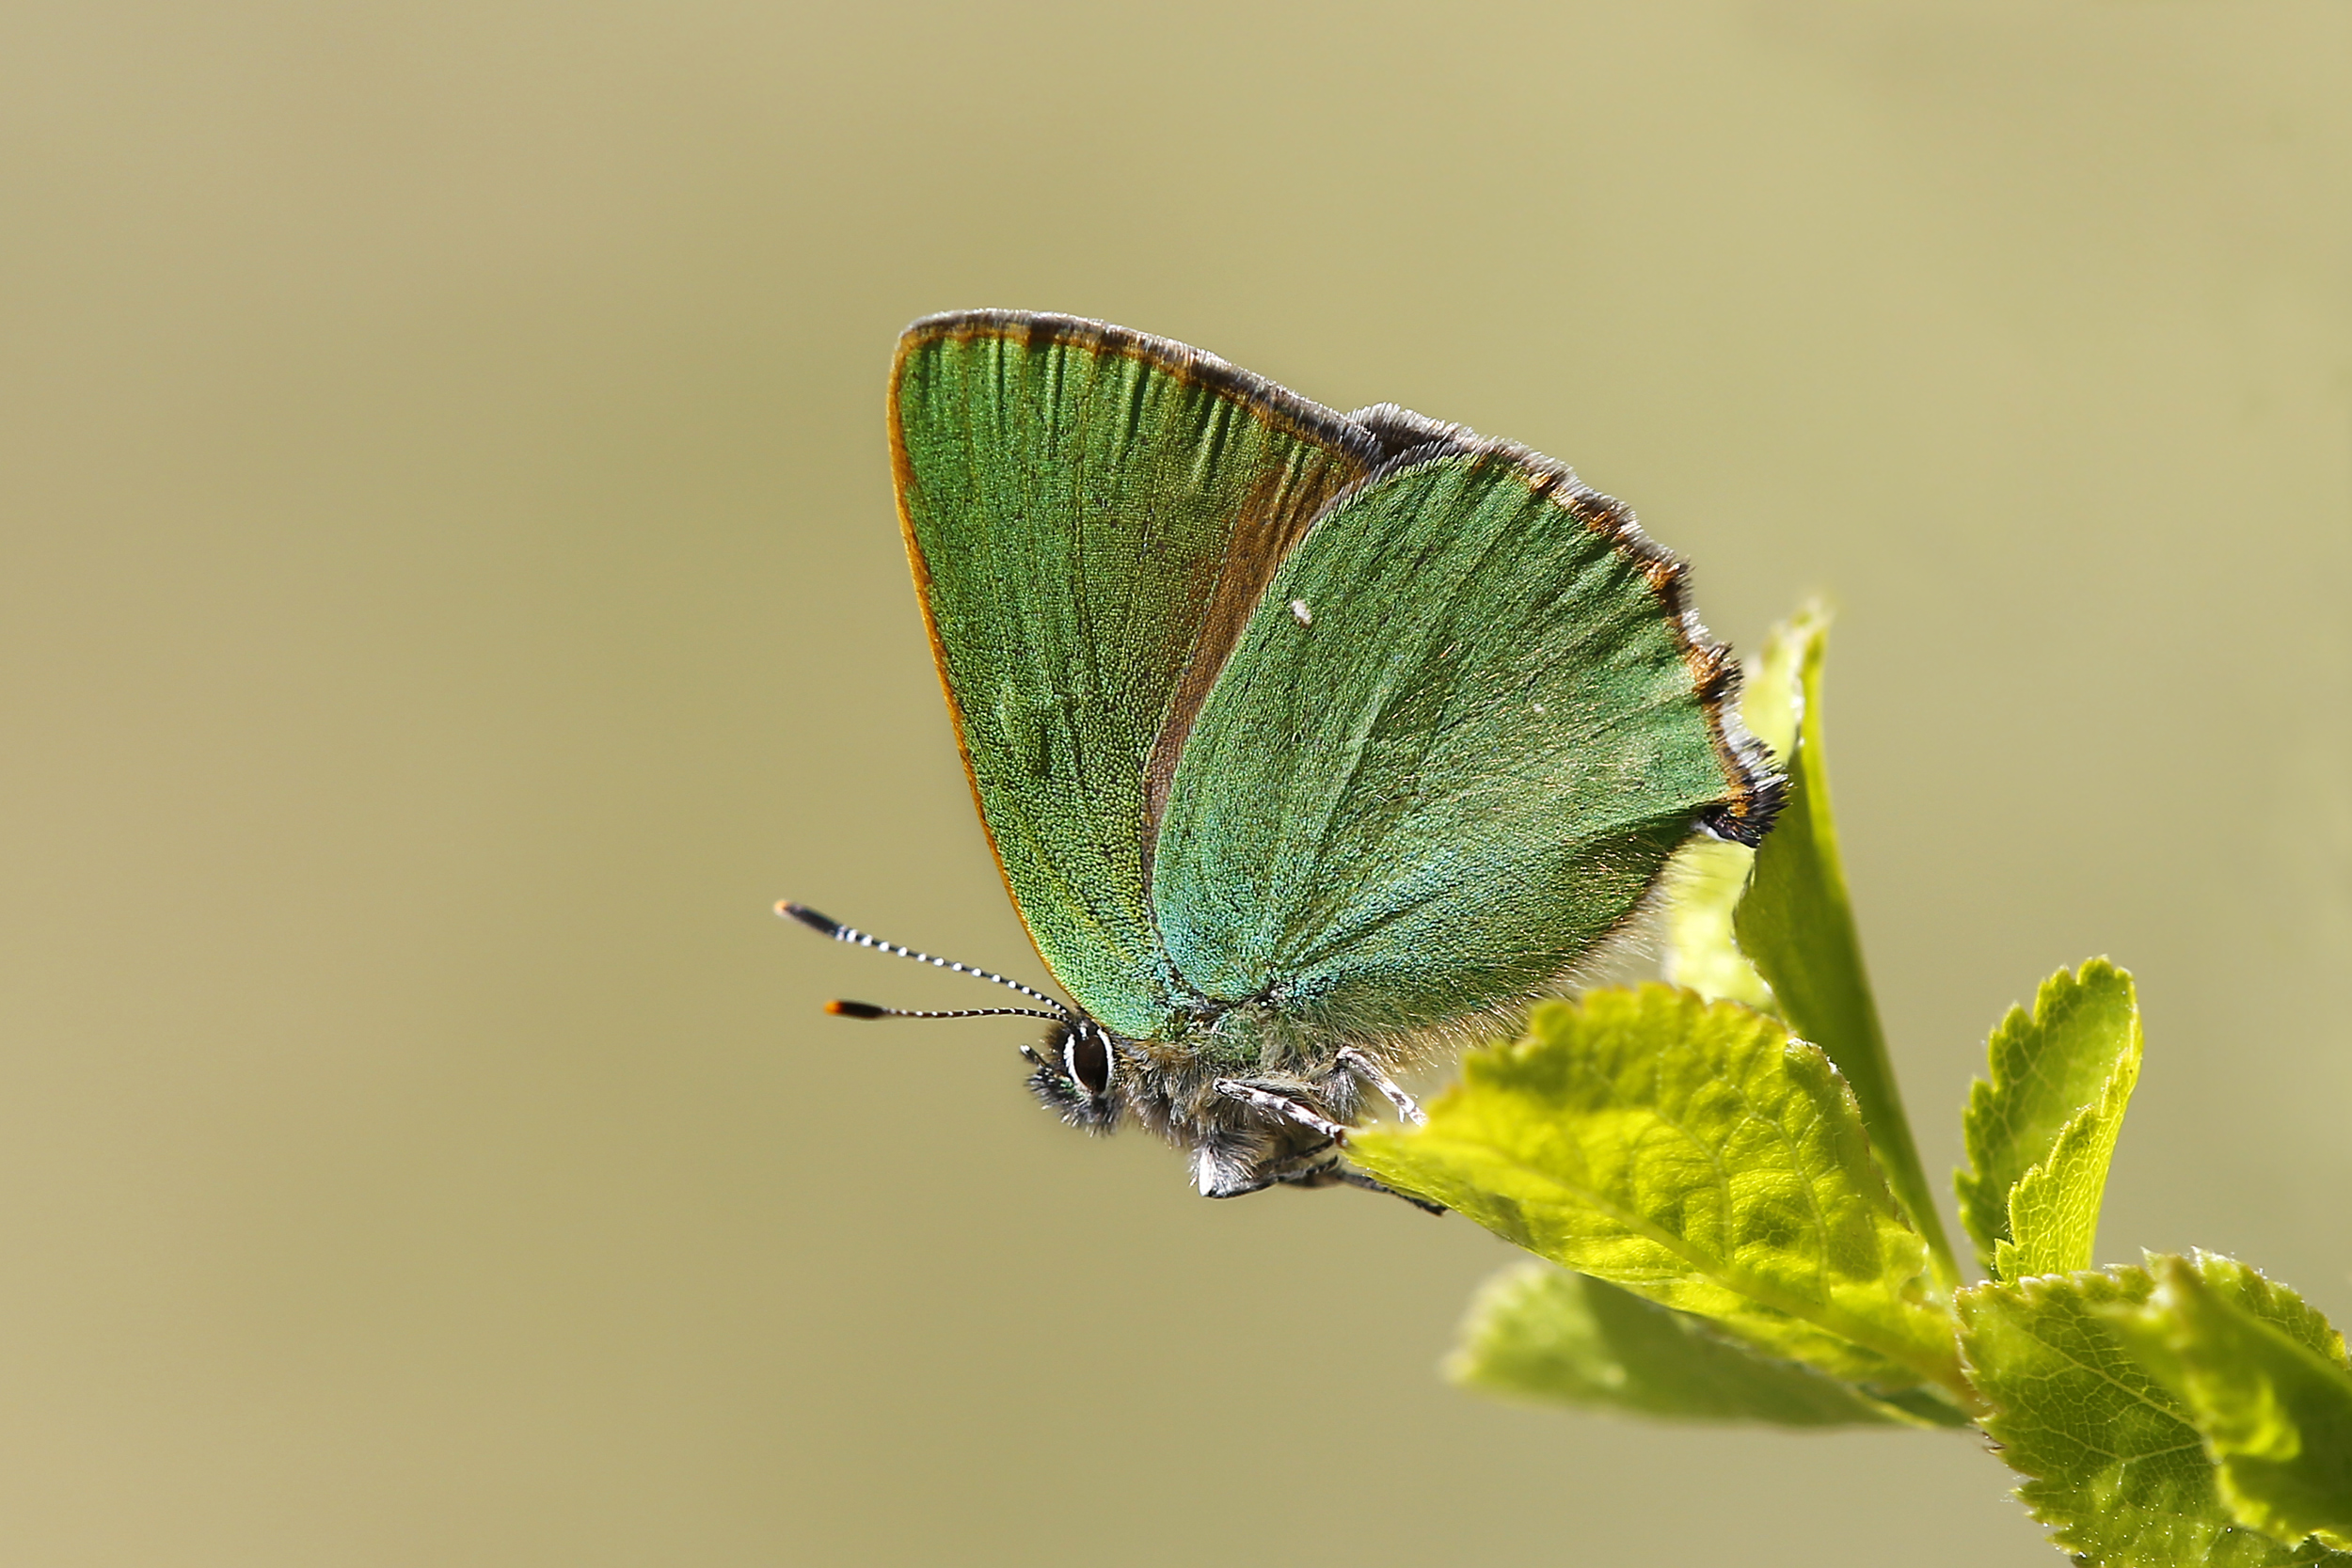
(1213, 1079, 1350, 1143)
(1336, 1047, 1427, 1126)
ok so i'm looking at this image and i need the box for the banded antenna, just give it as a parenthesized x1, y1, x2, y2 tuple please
(777, 902, 1072, 1023)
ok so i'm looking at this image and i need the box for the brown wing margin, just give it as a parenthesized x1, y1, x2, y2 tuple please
(888, 310, 1386, 894)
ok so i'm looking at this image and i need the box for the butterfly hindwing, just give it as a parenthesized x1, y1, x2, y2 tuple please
(890, 311, 1381, 1038)
(1150, 428, 1773, 1055)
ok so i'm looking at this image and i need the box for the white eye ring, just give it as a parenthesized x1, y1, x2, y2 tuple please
(1062, 1022, 1113, 1099)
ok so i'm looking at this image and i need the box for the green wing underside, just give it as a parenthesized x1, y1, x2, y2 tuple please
(892, 310, 1765, 1053)
(892, 313, 1377, 1038)
(1152, 452, 1735, 1049)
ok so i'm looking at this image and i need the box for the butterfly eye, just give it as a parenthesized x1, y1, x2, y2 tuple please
(1063, 1023, 1112, 1099)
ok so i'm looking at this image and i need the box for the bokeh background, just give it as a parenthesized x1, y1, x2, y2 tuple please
(4, 3, 2346, 1564)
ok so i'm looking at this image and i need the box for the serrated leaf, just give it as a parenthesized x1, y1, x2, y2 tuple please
(1658, 625, 1803, 1012)
(1958, 1258, 2352, 1567)
(1348, 985, 1968, 1402)
(2106, 1255, 2352, 1551)
(1453, 1261, 1962, 1427)
(1731, 608, 1957, 1287)
(1957, 958, 2144, 1280)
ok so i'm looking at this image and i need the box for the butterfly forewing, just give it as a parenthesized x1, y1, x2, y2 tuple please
(889, 311, 1380, 1038)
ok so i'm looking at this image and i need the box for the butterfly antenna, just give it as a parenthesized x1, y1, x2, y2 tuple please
(824, 1000, 1069, 1022)
(778, 901, 1073, 1020)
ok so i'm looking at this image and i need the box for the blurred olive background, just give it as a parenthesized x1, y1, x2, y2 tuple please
(2, 3, 2345, 1564)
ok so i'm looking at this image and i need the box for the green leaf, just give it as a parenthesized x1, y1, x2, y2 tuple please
(2106, 1255, 2352, 1552)
(1956, 958, 2144, 1280)
(1658, 622, 1804, 1013)
(1732, 607, 1958, 1288)
(1958, 1258, 2352, 1567)
(1453, 1261, 1965, 1427)
(1740, 614, 1804, 768)
(1658, 837, 1779, 1012)
(1347, 985, 1969, 1402)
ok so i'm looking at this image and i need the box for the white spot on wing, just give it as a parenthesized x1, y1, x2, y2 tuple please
(1289, 599, 1312, 626)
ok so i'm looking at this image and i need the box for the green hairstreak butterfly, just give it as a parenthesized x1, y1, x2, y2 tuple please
(785, 310, 1782, 1203)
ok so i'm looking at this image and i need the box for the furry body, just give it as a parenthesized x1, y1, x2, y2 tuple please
(1025, 1013, 1373, 1196)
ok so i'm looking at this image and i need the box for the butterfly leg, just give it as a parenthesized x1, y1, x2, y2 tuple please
(1207, 1081, 1440, 1213)
(1212, 1079, 1349, 1143)
(1335, 1046, 1427, 1126)
(1328, 1166, 1446, 1215)
(1262, 1154, 1445, 1215)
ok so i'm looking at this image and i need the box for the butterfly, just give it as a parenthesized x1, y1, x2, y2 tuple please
(785, 310, 1781, 1204)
